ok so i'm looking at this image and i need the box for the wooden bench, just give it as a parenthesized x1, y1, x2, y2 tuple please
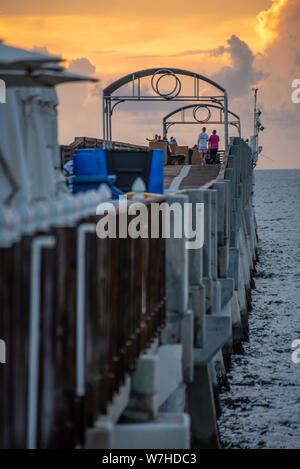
(169, 144, 188, 165)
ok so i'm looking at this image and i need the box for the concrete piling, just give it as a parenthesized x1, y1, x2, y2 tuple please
(187, 365, 221, 448)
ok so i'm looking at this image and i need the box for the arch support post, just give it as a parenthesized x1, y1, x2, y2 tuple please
(224, 92, 229, 151)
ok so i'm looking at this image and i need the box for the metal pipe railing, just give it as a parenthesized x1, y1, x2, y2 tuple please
(27, 235, 56, 449)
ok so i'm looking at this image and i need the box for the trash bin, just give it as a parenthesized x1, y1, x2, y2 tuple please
(73, 148, 108, 176)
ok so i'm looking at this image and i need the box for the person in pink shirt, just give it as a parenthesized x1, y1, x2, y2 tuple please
(208, 130, 220, 164)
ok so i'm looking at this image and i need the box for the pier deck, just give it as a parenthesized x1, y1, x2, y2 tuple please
(164, 164, 221, 191)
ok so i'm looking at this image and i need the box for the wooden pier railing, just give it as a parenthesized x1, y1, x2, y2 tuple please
(0, 198, 166, 448)
(62, 137, 148, 164)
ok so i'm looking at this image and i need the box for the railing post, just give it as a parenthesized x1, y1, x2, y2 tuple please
(27, 236, 56, 449)
(76, 223, 96, 398)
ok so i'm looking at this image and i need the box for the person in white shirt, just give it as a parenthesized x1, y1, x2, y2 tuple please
(198, 127, 209, 164)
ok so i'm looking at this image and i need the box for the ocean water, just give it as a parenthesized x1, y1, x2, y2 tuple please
(219, 169, 300, 449)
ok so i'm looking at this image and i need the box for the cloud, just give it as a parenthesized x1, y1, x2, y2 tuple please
(211, 35, 264, 98)
(92, 49, 118, 55)
(68, 57, 96, 76)
(31, 45, 52, 55)
(197, 2, 300, 169)
(56, 56, 101, 143)
(132, 45, 227, 59)
(294, 49, 300, 67)
(90, 83, 102, 97)
(255, 0, 288, 46)
(171, 45, 227, 58)
(250, 0, 300, 168)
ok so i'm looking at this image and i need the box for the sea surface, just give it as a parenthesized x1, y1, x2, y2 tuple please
(219, 169, 300, 449)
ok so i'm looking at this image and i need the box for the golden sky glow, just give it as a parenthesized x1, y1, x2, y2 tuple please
(256, 0, 288, 46)
(1, 0, 299, 169)
(0, 0, 272, 80)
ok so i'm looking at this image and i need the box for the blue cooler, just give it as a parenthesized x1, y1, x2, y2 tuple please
(71, 148, 123, 198)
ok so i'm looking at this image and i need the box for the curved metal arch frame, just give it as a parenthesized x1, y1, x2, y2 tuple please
(162, 102, 241, 141)
(102, 68, 229, 149)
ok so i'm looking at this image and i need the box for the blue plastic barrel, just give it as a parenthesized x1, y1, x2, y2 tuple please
(73, 149, 108, 176)
(69, 174, 123, 199)
(147, 149, 164, 194)
(95, 149, 108, 176)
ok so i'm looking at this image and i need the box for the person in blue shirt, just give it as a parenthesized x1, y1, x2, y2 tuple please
(197, 127, 209, 164)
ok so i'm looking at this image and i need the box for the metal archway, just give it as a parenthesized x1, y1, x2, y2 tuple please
(102, 68, 229, 150)
(162, 103, 241, 143)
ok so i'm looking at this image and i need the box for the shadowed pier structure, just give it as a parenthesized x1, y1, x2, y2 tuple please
(84, 137, 257, 449)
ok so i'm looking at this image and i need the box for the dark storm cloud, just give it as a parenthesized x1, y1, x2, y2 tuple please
(212, 35, 264, 97)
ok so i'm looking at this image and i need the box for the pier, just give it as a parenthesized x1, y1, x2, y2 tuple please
(0, 58, 258, 449)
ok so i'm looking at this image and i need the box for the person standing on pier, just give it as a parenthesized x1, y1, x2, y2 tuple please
(146, 134, 159, 143)
(198, 127, 209, 164)
(209, 130, 220, 164)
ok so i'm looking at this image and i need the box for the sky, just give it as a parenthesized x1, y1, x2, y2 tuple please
(1, 0, 299, 168)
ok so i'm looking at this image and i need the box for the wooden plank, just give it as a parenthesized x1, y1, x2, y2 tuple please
(179, 165, 221, 189)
